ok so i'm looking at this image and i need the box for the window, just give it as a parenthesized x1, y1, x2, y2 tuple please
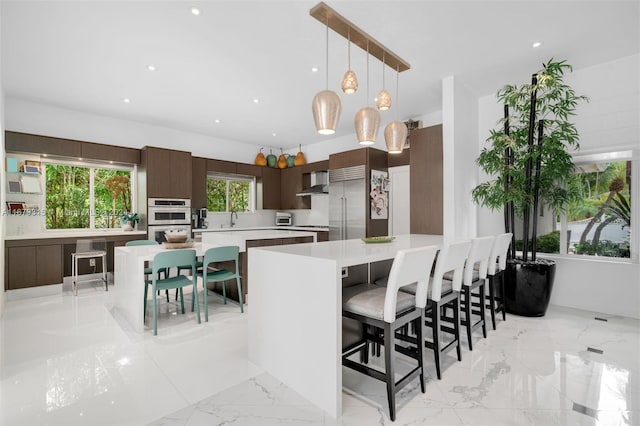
(206, 175, 254, 213)
(565, 159, 632, 258)
(45, 162, 134, 229)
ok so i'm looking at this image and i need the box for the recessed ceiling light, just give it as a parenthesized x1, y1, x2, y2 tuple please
(311, 67, 319, 73)
(532, 41, 542, 48)
(123, 98, 130, 103)
(147, 65, 156, 71)
(191, 7, 200, 15)
(253, 98, 259, 104)
(272, 133, 277, 137)
(215, 119, 220, 124)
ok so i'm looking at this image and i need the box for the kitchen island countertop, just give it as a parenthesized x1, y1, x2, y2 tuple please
(194, 225, 328, 233)
(201, 229, 317, 252)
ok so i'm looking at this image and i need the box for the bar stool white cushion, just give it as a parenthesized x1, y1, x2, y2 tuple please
(381, 277, 454, 299)
(444, 269, 478, 282)
(343, 283, 414, 321)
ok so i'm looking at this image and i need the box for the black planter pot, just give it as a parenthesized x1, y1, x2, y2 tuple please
(504, 258, 556, 317)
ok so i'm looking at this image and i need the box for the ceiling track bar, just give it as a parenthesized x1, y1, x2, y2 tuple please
(310, 2, 411, 73)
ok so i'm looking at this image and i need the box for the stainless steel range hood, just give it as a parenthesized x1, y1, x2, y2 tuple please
(296, 171, 328, 196)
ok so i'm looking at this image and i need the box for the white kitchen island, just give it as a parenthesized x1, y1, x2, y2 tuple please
(247, 234, 444, 419)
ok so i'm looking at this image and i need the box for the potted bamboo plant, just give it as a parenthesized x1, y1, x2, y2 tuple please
(472, 59, 588, 316)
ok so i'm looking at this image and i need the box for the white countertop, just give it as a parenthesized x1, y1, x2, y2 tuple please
(194, 226, 329, 233)
(4, 230, 148, 240)
(250, 234, 445, 267)
(201, 229, 318, 251)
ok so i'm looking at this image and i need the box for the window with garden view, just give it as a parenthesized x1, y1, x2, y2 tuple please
(207, 175, 254, 213)
(45, 163, 133, 229)
(567, 160, 632, 258)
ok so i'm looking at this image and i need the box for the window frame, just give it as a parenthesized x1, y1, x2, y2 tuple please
(43, 158, 137, 230)
(206, 173, 256, 214)
(554, 149, 638, 263)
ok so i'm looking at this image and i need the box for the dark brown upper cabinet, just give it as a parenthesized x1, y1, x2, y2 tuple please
(207, 159, 237, 174)
(81, 142, 140, 164)
(261, 167, 281, 210)
(143, 146, 192, 199)
(236, 163, 262, 178)
(280, 167, 310, 210)
(5, 131, 82, 158)
(191, 156, 207, 209)
(329, 148, 368, 170)
(409, 125, 443, 235)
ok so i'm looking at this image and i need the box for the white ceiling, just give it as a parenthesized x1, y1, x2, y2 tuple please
(2, 1, 638, 149)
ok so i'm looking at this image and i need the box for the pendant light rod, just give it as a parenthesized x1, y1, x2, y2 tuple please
(347, 30, 351, 70)
(325, 17, 329, 89)
(366, 42, 370, 104)
(310, 2, 410, 73)
(395, 65, 399, 115)
(382, 52, 386, 88)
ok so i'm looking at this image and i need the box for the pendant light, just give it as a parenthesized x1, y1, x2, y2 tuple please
(354, 43, 380, 145)
(376, 53, 391, 110)
(384, 66, 407, 153)
(341, 31, 358, 94)
(312, 18, 342, 135)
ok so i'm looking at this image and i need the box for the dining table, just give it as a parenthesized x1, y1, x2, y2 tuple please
(113, 242, 221, 334)
(247, 234, 445, 419)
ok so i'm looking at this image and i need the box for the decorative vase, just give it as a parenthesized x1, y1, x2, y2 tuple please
(504, 258, 556, 317)
(122, 221, 135, 231)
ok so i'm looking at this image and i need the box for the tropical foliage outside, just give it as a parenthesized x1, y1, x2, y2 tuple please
(46, 164, 132, 229)
(207, 177, 251, 213)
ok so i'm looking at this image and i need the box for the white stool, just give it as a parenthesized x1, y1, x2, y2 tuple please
(72, 239, 107, 295)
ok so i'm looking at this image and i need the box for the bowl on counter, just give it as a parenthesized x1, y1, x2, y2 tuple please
(164, 230, 188, 243)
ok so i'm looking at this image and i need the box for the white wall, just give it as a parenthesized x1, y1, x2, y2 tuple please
(476, 54, 640, 319)
(442, 76, 479, 241)
(0, 8, 6, 318)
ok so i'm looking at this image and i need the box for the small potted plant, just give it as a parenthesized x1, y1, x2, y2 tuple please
(120, 212, 139, 231)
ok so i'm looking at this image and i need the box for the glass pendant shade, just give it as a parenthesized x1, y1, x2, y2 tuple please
(312, 90, 342, 135)
(341, 70, 358, 94)
(384, 120, 408, 153)
(376, 89, 391, 110)
(354, 106, 380, 145)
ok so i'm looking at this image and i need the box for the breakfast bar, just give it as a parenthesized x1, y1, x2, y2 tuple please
(247, 234, 444, 418)
(113, 242, 220, 333)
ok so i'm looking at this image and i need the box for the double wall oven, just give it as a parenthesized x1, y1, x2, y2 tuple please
(147, 198, 191, 243)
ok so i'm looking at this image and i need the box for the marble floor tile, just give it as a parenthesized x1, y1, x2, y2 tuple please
(2, 285, 638, 426)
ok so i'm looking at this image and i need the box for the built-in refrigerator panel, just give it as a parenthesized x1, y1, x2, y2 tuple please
(329, 165, 367, 241)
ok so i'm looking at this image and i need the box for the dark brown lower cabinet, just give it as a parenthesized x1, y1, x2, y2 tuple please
(5, 234, 145, 291)
(7, 244, 62, 290)
(209, 235, 315, 304)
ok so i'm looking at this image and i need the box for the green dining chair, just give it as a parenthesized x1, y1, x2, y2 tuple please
(193, 246, 243, 321)
(126, 239, 171, 303)
(147, 249, 200, 336)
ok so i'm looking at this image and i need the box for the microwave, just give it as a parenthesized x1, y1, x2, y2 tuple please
(276, 212, 292, 226)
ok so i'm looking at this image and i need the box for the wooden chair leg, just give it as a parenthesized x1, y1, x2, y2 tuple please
(384, 322, 396, 422)
(179, 288, 185, 314)
(361, 325, 369, 364)
(431, 300, 442, 380)
(222, 279, 227, 304)
(500, 272, 506, 321)
(480, 283, 487, 338)
(453, 294, 462, 361)
(415, 314, 426, 393)
(464, 287, 473, 351)
(488, 275, 497, 330)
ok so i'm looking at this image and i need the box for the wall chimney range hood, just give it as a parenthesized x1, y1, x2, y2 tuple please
(296, 171, 329, 196)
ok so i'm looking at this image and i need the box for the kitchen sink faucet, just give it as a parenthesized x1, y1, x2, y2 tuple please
(230, 211, 238, 227)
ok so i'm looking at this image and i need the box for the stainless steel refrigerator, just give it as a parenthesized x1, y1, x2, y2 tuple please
(329, 165, 367, 240)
